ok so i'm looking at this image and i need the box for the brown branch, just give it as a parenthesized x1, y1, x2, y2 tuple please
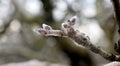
(41, 0, 54, 24)
(67, 27, 120, 61)
(34, 16, 120, 61)
(111, 0, 120, 33)
(111, 0, 120, 54)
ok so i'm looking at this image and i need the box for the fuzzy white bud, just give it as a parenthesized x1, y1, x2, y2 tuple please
(68, 16, 77, 26)
(42, 24, 52, 30)
(61, 23, 70, 29)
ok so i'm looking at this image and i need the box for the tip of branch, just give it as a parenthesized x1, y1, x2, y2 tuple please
(69, 16, 77, 21)
(33, 28, 47, 36)
(68, 16, 77, 26)
(42, 24, 52, 30)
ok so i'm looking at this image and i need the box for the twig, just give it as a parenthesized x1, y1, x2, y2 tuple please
(34, 16, 120, 61)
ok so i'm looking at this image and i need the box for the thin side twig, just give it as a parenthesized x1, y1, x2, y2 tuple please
(34, 16, 120, 61)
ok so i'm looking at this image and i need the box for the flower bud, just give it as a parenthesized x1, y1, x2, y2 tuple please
(62, 23, 69, 28)
(68, 16, 77, 26)
(42, 24, 52, 30)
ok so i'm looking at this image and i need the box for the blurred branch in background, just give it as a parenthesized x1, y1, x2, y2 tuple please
(111, 0, 120, 32)
(0, 0, 16, 34)
(41, 0, 54, 24)
(111, 0, 120, 54)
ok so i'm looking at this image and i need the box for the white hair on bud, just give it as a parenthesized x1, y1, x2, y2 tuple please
(42, 24, 48, 29)
(42, 24, 52, 30)
(61, 22, 69, 29)
(71, 16, 77, 20)
(68, 16, 77, 26)
(61, 23, 69, 34)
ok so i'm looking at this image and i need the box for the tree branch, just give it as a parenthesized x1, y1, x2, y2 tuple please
(111, 0, 120, 33)
(41, 0, 54, 24)
(34, 16, 120, 61)
(111, 0, 120, 54)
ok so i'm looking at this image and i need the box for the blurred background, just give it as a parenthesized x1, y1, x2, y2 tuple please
(0, 0, 118, 66)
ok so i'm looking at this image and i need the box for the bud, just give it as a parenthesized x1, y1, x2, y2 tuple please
(62, 23, 69, 28)
(42, 24, 52, 30)
(68, 16, 77, 26)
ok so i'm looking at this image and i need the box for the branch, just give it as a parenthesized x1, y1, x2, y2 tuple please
(34, 16, 120, 61)
(111, 0, 120, 54)
(111, 0, 120, 33)
(41, 0, 54, 24)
